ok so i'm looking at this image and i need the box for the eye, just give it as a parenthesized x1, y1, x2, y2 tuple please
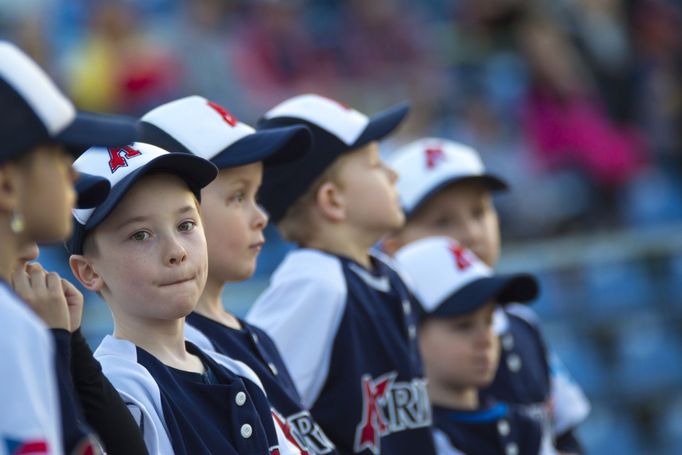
(131, 231, 151, 241)
(230, 191, 246, 204)
(432, 216, 453, 229)
(178, 220, 196, 232)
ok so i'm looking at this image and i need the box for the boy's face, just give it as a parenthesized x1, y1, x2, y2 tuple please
(396, 181, 500, 267)
(18, 145, 77, 243)
(419, 302, 500, 390)
(86, 174, 208, 321)
(336, 141, 405, 236)
(201, 162, 267, 282)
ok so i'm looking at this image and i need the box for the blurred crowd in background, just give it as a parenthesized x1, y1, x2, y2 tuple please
(2, 0, 682, 453)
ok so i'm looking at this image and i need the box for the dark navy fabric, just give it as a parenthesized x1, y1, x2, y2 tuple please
(186, 313, 337, 454)
(433, 402, 543, 455)
(480, 312, 550, 413)
(310, 254, 436, 455)
(134, 342, 279, 455)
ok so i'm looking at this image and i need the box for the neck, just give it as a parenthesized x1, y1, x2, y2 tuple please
(428, 381, 479, 410)
(306, 224, 376, 269)
(194, 276, 241, 329)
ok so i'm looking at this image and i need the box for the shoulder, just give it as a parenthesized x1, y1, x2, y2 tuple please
(505, 304, 542, 328)
(272, 249, 347, 290)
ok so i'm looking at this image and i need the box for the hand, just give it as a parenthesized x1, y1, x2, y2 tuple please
(61, 278, 84, 332)
(11, 262, 70, 331)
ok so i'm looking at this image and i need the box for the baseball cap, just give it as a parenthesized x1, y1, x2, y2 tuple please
(67, 142, 218, 254)
(75, 172, 111, 209)
(0, 41, 137, 163)
(138, 96, 311, 169)
(388, 138, 508, 216)
(394, 236, 538, 320)
(257, 94, 410, 223)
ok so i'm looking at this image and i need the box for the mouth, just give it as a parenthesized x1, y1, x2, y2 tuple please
(159, 275, 196, 287)
(249, 240, 265, 251)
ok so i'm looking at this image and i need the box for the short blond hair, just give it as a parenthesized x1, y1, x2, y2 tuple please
(277, 156, 347, 245)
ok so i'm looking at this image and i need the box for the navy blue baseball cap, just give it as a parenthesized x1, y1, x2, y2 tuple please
(75, 172, 111, 209)
(0, 41, 137, 163)
(137, 95, 310, 169)
(256, 94, 410, 223)
(394, 236, 538, 320)
(67, 142, 218, 254)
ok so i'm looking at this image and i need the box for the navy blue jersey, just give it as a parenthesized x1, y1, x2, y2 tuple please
(247, 249, 436, 455)
(186, 313, 337, 454)
(94, 335, 302, 454)
(432, 402, 544, 455)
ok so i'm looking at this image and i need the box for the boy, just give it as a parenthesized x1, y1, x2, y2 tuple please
(137, 95, 336, 453)
(383, 138, 590, 453)
(246, 94, 437, 454)
(67, 142, 301, 454)
(0, 41, 137, 454)
(393, 235, 550, 455)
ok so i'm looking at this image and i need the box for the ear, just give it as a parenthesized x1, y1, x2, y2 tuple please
(380, 231, 404, 256)
(0, 162, 21, 212)
(316, 181, 346, 222)
(69, 254, 105, 292)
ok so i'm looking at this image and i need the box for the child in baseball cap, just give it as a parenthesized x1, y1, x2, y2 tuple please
(383, 138, 590, 453)
(246, 94, 438, 454)
(0, 40, 138, 454)
(393, 236, 550, 455)
(67, 143, 302, 454)
(138, 95, 336, 453)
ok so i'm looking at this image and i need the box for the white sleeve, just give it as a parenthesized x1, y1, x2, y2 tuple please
(246, 252, 347, 409)
(95, 337, 174, 455)
(0, 294, 62, 455)
(548, 352, 591, 435)
(432, 429, 464, 455)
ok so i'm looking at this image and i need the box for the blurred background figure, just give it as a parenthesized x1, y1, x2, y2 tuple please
(2, 0, 680, 453)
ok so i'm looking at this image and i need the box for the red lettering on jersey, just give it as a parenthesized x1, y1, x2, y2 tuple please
(425, 147, 446, 169)
(448, 243, 472, 270)
(10, 439, 49, 454)
(107, 146, 142, 173)
(272, 411, 309, 454)
(207, 101, 238, 126)
(355, 374, 394, 454)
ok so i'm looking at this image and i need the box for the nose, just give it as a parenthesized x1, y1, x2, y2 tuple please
(165, 235, 188, 266)
(253, 203, 269, 230)
(383, 162, 399, 184)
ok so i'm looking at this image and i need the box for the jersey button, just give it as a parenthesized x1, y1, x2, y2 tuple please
(235, 391, 247, 406)
(252, 333, 259, 343)
(507, 353, 522, 372)
(505, 442, 518, 455)
(497, 419, 510, 436)
(408, 325, 417, 340)
(501, 333, 514, 350)
(268, 362, 279, 376)
(241, 424, 253, 439)
(402, 299, 411, 315)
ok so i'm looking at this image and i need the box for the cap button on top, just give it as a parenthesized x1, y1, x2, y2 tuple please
(235, 391, 247, 406)
(241, 424, 253, 439)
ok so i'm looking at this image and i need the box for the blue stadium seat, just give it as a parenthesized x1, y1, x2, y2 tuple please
(582, 260, 653, 317)
(578, 403, 647, 455)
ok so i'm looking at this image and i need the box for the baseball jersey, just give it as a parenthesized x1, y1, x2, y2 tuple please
(186, 313, 337, 454)
(94, 335, 301, 455)
(0, 281, 62, 455)
(431, 402, 547, 455)
(247, 249, 436, 455)
(482, 306, 590, 448)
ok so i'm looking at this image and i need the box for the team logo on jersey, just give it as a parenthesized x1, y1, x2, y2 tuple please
(207, 101, 238, 126)
(107, 146, 142, 173)
(354, 372, 431, 454)
(424, 146, 446, 169)
(273, 410, 336, 454)
(3, 437, 49, 455)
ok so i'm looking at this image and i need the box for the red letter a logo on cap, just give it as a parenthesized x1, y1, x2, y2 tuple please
(425, 147, 445, 169)
(108, 146, 142, 173)
(448, 243, 472, 270)
(207, 101, 238, 126)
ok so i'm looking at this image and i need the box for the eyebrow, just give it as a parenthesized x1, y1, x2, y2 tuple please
(116, 204, 198, 230)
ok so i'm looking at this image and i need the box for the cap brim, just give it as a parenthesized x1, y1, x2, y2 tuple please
(75, 173, 110, 209)
(352, 101, 410, 147)
(85, 153, 217, 230)
(56, 112, 138, 157)
(211, 125, 311, 168)
(431, 273, 538, 318)
(407, 174, 509, 217)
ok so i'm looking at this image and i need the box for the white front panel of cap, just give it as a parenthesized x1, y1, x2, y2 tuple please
(264, 94, 369, 145)
(390, 138, 486, 212)
(0, 42, 75, 135)
(394, 236, 492, 313)
(71, 142, 168, 224)
(141, 96, 255, 160)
